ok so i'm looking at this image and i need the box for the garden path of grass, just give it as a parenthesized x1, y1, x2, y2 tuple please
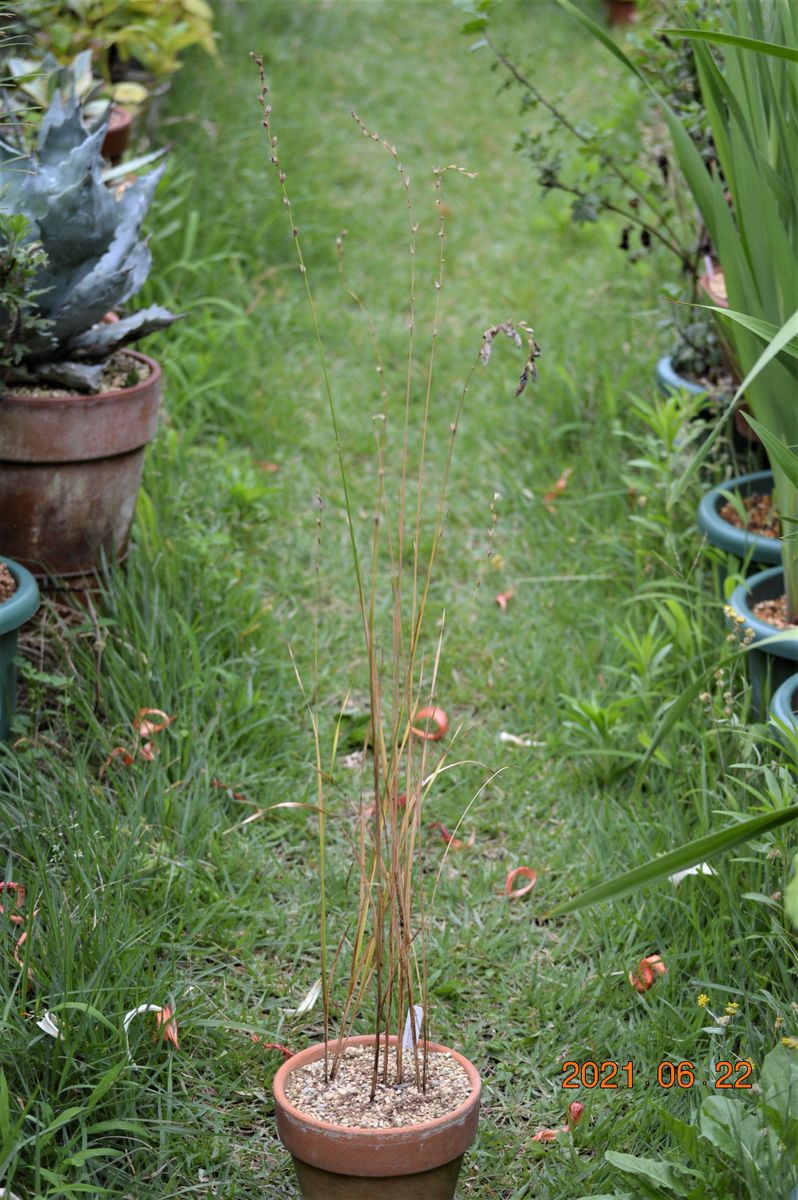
(2, 2, 796, 1198)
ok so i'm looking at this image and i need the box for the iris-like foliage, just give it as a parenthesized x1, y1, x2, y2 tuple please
(0, 93, 177, 391)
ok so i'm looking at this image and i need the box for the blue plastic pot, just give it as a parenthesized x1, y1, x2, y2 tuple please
(769, 672, 798, 738)
(697, 470, 780, 569)
(0, 556, 40, 741)
(655, 355, 708, 399)
(728, 566, 798, 720)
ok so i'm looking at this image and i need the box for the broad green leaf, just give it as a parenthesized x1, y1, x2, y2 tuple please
(760, 1045, 798, 1134)
(662, 27, 798, 65)
(699, 1094, 749, 1158)
(708, 307, 798, 361)
(605, 1151, 692, 1194)
(744, 415, 798, 491)
(547, 805, 798, 917)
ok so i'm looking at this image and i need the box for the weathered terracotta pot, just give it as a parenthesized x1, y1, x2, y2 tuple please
(604, 0, 637, 24)
(273, 1035, 481, 1199)
(0, 351, 161, 592)
(102, 104, 133, 164)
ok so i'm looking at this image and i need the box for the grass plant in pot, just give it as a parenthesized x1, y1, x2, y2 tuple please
(251, 60, 540, 1198)
(0, 92, 177, 591)
(0, 554, 39, 740)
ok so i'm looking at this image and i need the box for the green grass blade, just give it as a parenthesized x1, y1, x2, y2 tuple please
(742, 416, 798, 490)
(547, 805, 798, 917)
(661, 27, 798, 65)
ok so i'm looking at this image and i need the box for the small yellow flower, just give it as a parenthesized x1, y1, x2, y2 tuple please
(776, 1017, 784, 1030)
(697, 993, 710, 1008)
(725, 1001, 740, 1016)
(781, 1036, 798, 1049)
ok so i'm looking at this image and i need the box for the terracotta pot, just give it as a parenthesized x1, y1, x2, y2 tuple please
(273, 1035, 481, 1199)
(604, 0, 637, 24)
(102, 104, 133, 164)
(734, 401, 761, 445)
(0, 351, 162, 592)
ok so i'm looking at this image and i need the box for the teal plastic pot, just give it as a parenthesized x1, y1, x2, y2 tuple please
(769, 672, 798, 738)
(697, 470, 780, 569)
(0, 556, 40, 741)
(655, 355, 708, 399)
(728, 567, 798, 720)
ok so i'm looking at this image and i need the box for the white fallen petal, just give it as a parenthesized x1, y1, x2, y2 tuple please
(499, 731, 532, 747)
(123, 1003, 163, 1035)
(0, 1188, 24, 1199)
(669, 863, 716, 888)
(36, 1012, 60, 1039)
(290, 979, 322, 1016)
(340, 751, 364, 770)
(123, 1003, 166, 1064)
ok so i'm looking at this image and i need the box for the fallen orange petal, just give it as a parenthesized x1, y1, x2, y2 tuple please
(212, 778, 250, 803)
(134, 708, 175, 738)
(100, 746, 136, 776)
(544, 466, 573, 513)
(251, 1035, 294, 1059)
(1, 885, 37, 979)
(411, 706, 449, 742)
(531, 1128, 560, 1143)
(628, 953, 666, 993)
(0, 882, 25, 912)
(429, 821, 475, 850)
(505, 866, 537, 899)
(155, 1005, 180, 1049)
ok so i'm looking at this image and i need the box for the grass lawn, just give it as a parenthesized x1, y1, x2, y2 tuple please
(3, 1, 797, 1197)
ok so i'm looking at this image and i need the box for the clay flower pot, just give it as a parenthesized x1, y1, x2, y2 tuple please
(0, 350, 162, 592)
(273, 1035, 481, 1199)
(604, 0, 637, 24)
(102, 104, 133, 164)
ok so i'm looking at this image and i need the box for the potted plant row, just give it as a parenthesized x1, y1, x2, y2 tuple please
(558, 0, 798, 718)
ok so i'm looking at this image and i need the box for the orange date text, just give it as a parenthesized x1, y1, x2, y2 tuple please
(561, 1060, 753, 1089)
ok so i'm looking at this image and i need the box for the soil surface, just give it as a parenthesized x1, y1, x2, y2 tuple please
(284, 1044, 472, 1129)
(3, 351, 151, 399)
(678, 365, 736, 392)
(719, 493, 780, 539)
(751, 596, 798, 630)
(0, 563, 16, 604)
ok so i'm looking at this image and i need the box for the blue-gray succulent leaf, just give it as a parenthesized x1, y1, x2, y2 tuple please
(66, 305, 180, 359)
(6, 357, 106, 392)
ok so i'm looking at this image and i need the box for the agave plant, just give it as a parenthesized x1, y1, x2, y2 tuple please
(0, 91, 177, 392)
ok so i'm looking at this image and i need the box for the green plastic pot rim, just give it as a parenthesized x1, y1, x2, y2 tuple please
(0, 556, 40, 634)
(768, 672, 798, 732)
(655, 354, 709, 398)
(728, 567, 798, 661)
(697, 470, 779, 565)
